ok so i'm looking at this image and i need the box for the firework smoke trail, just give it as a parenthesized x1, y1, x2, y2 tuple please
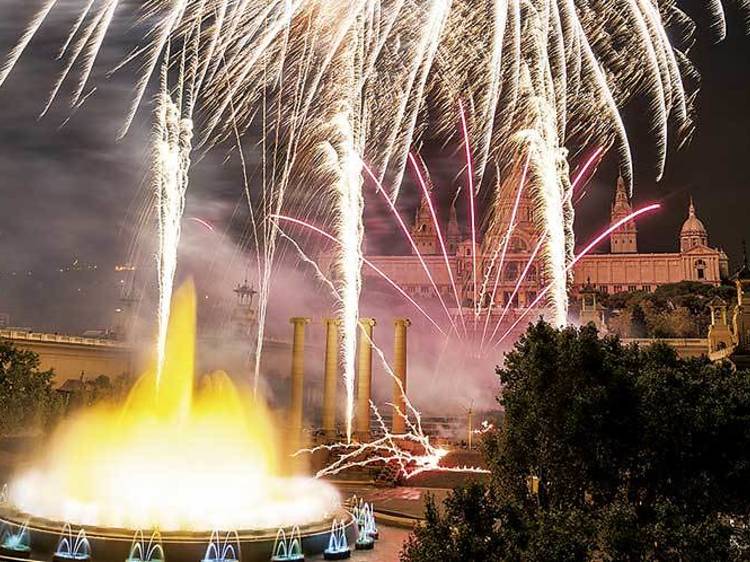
(153, 85, 193, 388)
(316, 7, 370, 444)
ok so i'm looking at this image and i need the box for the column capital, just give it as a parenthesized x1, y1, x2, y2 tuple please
(358, 317, 377, 328)
(290, 317, 311, 326)
(394, 318, 411, 328)
(323, 318, 340, 327)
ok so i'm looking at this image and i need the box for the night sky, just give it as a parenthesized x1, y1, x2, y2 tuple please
(0, 1, 749, 334)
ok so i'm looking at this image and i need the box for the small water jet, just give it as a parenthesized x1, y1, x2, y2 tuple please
(270, 527, 304, 562)
(202, 530, 240, 562)
(52, 524, 90, 562)
(0, 520, 30, 558)
(126, 530, 165, 562)
(323, 520, 351, 560)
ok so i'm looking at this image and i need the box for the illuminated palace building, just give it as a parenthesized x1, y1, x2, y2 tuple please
(363, 177, 728, 326)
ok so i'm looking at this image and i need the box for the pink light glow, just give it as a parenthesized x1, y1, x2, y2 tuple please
(486, 236, 545, 347)
(571, 146, 604, 194)
(187, 217, 216, 232)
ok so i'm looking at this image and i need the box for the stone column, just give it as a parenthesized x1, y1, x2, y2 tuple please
(356, 318, 376, 441)
(392, 318, 411, 434)
(322, 318, 339, 439)
(289, 317, 310, 446)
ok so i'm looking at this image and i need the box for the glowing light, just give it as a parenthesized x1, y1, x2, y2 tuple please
(9, 282, 340, 532)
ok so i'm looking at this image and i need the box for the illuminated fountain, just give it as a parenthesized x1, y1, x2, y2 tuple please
(0, 283, 352, 560)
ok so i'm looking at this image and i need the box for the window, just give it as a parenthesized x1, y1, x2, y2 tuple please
(614, 285, 623, 293)
(510, 237, 528, 252)
(696, 259, 706, 280)
(642, 285, 652, 293)
(526, 292, 537, 306)
(527, 266, 538, 282)
(628, 285, 637, 292)
(600, 286, 609, 294)
(504, 262, 519, 282)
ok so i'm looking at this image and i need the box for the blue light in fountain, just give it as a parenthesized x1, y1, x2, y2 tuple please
(361, 502, 378, 540)
(53, 524, 91, 562)
(354, 510, 375, 550)
(352, 499, 378, 546)
(323, 520, 351, 560)
(0, 520, 31, 558)
(202, 530, 241, 562)
(126, 530, 165, 562)
(270, 526, 304, 562)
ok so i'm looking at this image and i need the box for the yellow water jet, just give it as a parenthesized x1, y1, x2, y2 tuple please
(9, 282, 339, 532)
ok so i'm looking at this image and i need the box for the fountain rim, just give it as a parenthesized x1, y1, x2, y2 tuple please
(0, 505, 355, 544)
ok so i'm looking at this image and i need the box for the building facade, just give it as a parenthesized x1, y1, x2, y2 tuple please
(361, 176, 728, 324)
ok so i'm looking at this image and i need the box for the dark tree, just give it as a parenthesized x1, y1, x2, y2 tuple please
(401, 322, 750, 562)
(0, 340, 61, 434)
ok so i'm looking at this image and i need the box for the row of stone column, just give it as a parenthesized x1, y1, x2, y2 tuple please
(289, 316, 410, 442)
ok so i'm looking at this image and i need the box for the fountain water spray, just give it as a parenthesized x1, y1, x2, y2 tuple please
(323, 520, 351, 560)
(53, 524, 91, 561)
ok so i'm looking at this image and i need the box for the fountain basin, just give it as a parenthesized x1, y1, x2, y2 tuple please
(0, 507, 356, 562)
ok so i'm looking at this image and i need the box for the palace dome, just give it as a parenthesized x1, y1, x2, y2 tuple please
(680, 198, 707, 237)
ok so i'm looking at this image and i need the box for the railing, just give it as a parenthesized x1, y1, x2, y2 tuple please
(0, 330, 130, 349)
(622, 338, 708, 347)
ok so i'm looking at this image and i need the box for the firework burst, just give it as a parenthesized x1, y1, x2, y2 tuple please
(4, 0, 747, 438)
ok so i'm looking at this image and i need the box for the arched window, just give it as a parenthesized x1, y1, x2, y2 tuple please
(504, 262, 519, 282)
(695, 259, 706, 280)
(510, 237, 528, 252)
(527, 266, 537, 282)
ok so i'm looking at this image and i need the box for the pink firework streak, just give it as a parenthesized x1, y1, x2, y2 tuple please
(459, 100, 479, 324)
(409, 153, 468, 337)
(571, 147, 605, 194)
(486, 236, 545, 347)
(362, 162, 459, 337)
(491, 203, 661, 348)
(273, 215, 446, 336)
(479, 150, 531, 348)
(187, 217, 216, 232)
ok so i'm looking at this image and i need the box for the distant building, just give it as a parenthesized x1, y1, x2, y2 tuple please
(574, 179, 728, 294)
(348, 175, 729, 333)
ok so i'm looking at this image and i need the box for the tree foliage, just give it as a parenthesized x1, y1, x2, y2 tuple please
(401, 322, 750, 562)
(599, 281, 736, 338)
(0, 339, 61, 434)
